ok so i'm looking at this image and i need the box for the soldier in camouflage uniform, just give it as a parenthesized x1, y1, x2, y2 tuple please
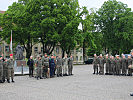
(93, 54, 98, 74)
(35, 55, 43, 80)
(98, 54, 105, 75)
(115, 55, 121, 75)
(127, 55, 133, 76)
(68, 56, 73, 76)
(0, 55, 3, 83)
(42, 54, 49, 78)
(7, 54, 15, 83)
(110, 56, 116, 75)
(63, 54, 68, 76)
(105, 54, 110, 75)
(121, 55, 127, 76)
(3, 59, 8, 83)
(56, 56, 63, 77)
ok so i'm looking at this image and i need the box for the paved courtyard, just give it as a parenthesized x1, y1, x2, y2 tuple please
(0, 65, 133, 100)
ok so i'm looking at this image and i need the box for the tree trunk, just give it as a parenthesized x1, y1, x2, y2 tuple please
(83, 40, 86, 62)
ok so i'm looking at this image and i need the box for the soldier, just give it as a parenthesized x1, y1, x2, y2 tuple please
(98, 54, 105, 75)
(109, 56, 112, 75)
(110, 56, 116, 75)
(115, 55, 121, 75)
(7, 54, 15, 83)
(68, 55, 73, 76)
(105, 54, 110, 75)
(121, 55, 127, 76)
(49, 55, 55, 78)
(42, 54, 49, 78)
(56, 56, 63, 77)
(93, 54, 98, 74)
(35, 55, 43, 80)
(0, 55, 3, 83)
(127, 55, 133, 76)
(63, 54, 68, 76)
(3, 58, 8, 83)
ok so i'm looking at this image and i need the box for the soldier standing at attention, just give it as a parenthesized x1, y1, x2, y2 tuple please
(121, 55, 127, 76)
(35, 55, 43, 80)
(110, 56, 116, 75)
(68, 55, 73, 76)
(0, 55, 3, 83)
(42, 54, 49, 78)
(56, 56, 63, 77)
(127, 55, 133, 76)
(7, 54, 15, 83)
(98, 54, 105, 75)
(115, 55, 121, 75)
(93, 54, 98, 74)
(105, 54, 110, 75)
(3, 58, 8, 83)
(63, 54, 68, 76)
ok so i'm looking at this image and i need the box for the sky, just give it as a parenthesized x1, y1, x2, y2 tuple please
(0, 0, 133, 11)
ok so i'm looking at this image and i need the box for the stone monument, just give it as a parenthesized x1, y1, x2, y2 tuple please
(14, 44, 28, 75)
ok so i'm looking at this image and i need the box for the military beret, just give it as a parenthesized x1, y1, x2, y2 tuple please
(0, 55, 2, 57)
(10, 54, 13, 56)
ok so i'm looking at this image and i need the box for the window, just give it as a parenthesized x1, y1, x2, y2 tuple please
(34, 47, 38, 53)
(80, 49, 82, 53)
(71, 50, 74, 54)
(5, 46, 9, 52)
(76, 56, 78, 61)
(56, 47, 59, 54)
(80, 56, 83, 61)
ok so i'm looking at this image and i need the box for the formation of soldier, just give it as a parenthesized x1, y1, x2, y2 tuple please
(27, 54, 74, 80)
(93, 54, 133, 76)
(0, 54, 15, 83)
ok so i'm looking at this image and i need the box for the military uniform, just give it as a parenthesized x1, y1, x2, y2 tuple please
(68, 57, 73, 75)
(115, 58, 121, 75)
(3, 60, 8, 82)
(105, 57, 110, 75)
(110, 58, 115, 75)
(7, 58, 15, 82)
(0, 59, 3, 83)
(42, 56, 49, 78)
(98, 57, 105, 75)
(121, 57, 127, 75)
(93, 56, 98, 74)
(56, 57, 63, 77)
(127, 58, 133, 76)
(63, 57, 68, 76)
(36, 59, 43, 79)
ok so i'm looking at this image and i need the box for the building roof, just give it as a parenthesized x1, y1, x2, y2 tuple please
(0, 10, 5, 14)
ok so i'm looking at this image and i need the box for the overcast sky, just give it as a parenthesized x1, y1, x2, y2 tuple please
(0, 0, 133, 11)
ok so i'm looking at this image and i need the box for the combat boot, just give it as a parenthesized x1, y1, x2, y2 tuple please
(7, 79, 10, 83)
(12, 79, 15, 83)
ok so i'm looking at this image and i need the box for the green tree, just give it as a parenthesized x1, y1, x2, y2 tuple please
(95, 0, 132, 55)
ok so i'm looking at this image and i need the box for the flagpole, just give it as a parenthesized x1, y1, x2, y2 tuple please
(10, 30, 13, 54)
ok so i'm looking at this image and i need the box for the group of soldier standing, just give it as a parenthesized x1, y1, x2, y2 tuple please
(27, 54, 73, 80)
(93, 54, 133, 76)
(0, 54, 15, 83)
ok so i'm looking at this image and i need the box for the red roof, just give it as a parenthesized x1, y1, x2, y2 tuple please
(0, 10, 5, 14)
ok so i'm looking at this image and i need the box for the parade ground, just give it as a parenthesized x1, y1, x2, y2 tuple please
(0, 65, 133, 100)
